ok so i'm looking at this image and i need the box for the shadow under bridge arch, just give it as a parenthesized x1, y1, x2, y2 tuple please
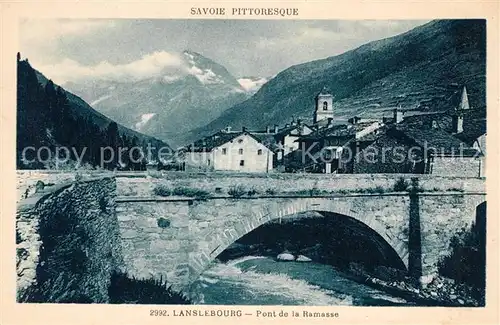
(188, 197, 409, 284)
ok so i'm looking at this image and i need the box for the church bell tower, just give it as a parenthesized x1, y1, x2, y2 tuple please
(314, 86, 334, 123)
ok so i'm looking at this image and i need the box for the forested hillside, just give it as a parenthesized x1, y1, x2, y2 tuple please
(17, 56, 171, 170)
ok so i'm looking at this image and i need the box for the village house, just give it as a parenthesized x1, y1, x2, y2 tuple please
(273, 119, 313, 161)
(353, 125, 482, 175)
(184, 128, 275, 173)
(353, 86, 486, 177)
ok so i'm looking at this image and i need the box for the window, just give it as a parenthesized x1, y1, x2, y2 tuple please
(238, 139, 243, 143)
(257, 149, 263, 155)
(240, 160, 245, 166)
(207, 159, 211, 166)
(239, 148, 243, 155)
(222, 148, 227, 155)
(323, 101, 328, 110)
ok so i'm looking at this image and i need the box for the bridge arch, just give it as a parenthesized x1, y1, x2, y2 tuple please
(188, 197, 410, 285)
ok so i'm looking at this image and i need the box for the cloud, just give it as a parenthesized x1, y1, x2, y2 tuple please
(238, 77, 269, 93)
(34, 51, 187, 84)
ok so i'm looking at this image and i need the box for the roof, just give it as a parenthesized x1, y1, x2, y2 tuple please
(391, 125, 481, 157)
(251, 133, 281, 151)
(185, 131, 277, 152)
(274, 124, 312, 139)
(400, 110, 486, 146)
(299, 124, 356, 141)
(316, 86, 332, 98)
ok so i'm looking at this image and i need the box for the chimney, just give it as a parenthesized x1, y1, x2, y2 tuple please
(266, 125, 271, 133)
(452, 114, 464, 133)
(297, 119, 302, 126)
(349, 116, 360, 125)
(394, 106, 404, 124)
(285, 123, 290, 128)
(224, 126, 232, 133)
(431, 120, 438, 129)
(274, 124, 279, 134)
(242, 126, 247, 132)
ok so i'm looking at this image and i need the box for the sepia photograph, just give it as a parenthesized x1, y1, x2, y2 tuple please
(1, 3, 495, 322)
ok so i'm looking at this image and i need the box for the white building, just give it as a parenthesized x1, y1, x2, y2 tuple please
(274, 120, 313, 160)
(185, 131, 274, 173)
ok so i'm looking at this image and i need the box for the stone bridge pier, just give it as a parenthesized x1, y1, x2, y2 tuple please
(115, 177, 485, 292)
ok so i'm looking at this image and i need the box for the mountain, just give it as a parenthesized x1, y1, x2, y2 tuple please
(17, 58, 171, 170)
(65, 50, 250, 148)
(192, 20, 486, 141)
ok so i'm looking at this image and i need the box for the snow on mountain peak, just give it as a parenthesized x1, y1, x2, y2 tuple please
(135, 113, 156, 131)
(182, 51, 227, 85)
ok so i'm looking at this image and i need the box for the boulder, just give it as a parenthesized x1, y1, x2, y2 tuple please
(296, 255, 312, 262)
(277, 252, 295, 261)
(419, 274, 435, 287)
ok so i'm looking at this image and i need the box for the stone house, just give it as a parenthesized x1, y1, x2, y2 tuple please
(353, 124, 482, 176)
(184, 130, 274, 173)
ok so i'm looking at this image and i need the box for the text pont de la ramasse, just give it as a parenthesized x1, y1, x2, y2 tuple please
(190, 7, 299, 17)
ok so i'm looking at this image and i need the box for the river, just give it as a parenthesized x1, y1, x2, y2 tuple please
(189, 256, 415, 306)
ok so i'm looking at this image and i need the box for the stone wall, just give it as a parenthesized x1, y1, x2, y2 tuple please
(418, 193, 486, 276)
(16, 170, 112, 202)
(431, 156, 482, 178)
(16, 176, 122, 303)
(116, 172, 485, 197)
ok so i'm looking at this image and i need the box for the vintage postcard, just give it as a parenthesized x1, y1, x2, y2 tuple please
(1, 1, 499, 324)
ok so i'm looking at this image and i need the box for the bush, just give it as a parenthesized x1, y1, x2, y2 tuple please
(365, 186, 386, 194)
(265, 188, 277, 195)
(393, 177, 409, 192)
(108, 272, 190, 304)
(153, 185, 171, 197)
(438, 221, 486, 303)
(228, 185, 246, 198)
(309, 188, 324, 196)
(247, 188, 259, 196)
(172, 187, 211, 199)
(153, 185, 211, 199)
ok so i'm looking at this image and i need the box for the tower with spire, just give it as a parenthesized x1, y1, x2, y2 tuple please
(452, 86, 471, 133)
(313, 86, 334, 123)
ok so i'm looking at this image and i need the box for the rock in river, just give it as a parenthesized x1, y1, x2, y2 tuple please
(277, 252, 295, 261)
(296, 255, 312, 262)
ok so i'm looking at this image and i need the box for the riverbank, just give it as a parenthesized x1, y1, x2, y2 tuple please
(218, 246, 483, 306)
(342, 264, 484, 307)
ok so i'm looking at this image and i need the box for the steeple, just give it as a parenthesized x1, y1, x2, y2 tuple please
(313, 86, 334, 124)
(457, 86, 470, 111)
(452, 86, 470, 133)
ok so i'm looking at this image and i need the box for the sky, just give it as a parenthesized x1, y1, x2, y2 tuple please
(19, 19, 430, 85)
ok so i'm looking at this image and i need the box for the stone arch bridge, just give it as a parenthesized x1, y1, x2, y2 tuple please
(114, 173, 486, 292)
